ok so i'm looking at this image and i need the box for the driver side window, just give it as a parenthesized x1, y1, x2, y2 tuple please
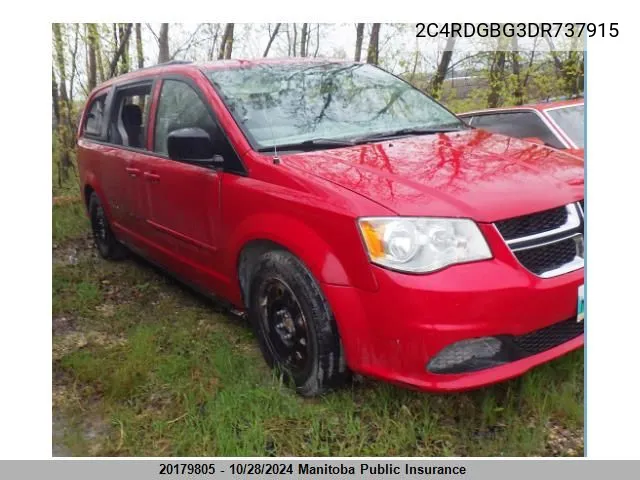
(154, 79, 217, 155)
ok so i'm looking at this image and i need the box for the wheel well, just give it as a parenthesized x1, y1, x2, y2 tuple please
(237, 240, 287, 308)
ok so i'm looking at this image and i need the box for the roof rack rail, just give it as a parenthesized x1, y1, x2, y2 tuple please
(157, 60, 193, 66)
(131, 60, 193, 73)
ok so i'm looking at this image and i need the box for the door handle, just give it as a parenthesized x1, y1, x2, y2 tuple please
(143, 172, 161, 182)
(125, 167, 141, 177)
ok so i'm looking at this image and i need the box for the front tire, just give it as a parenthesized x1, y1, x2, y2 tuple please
(88, 192, 127, 260)
(248, 250, 349, 396)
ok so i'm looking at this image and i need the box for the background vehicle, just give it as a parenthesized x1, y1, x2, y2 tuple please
(459, 99, 584, 158)
(77, 59, 584, 397)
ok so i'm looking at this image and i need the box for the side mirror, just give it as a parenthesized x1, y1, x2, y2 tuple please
(167, 127, 222, 165)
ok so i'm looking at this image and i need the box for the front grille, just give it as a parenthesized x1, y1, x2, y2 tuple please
(514, 237, 578, 276)
(495, 206, 568, 241)
(494, 203, 584, 277)
(511, 317, 584, 355)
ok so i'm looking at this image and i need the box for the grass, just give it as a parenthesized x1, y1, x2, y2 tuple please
(52, 202, 584, 457)
(53, 201, 89, 244)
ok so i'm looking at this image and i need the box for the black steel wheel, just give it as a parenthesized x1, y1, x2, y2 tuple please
(258, 278, 313, 378)
(248, 250, 349, 396)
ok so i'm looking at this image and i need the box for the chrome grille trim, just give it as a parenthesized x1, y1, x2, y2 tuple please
(505, 204, 581, 249)
(510, 232, 582, 252)
(495, 202, 584, 278)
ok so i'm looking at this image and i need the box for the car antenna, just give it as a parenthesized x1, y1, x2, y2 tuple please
(257, 64, 281, 165)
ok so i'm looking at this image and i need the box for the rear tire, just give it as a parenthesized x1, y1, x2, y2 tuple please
(88, 192, 127, 260)
(248, 250, 349, 396)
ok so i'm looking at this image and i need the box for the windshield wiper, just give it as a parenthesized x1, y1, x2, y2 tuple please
(257, 138, 356, 153)
(256, 126, 468, 153)
(352, 126, 467, 143)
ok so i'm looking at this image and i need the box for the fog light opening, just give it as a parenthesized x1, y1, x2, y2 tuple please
(427, 337, 506, 374)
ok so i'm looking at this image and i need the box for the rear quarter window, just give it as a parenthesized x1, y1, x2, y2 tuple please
(83, 94, 107, 138)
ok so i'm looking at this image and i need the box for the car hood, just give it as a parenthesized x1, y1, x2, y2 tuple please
(565, 147, 584, 159)
(282, 129, 584, 222)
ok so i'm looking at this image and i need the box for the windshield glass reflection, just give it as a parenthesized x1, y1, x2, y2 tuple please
(207, 63, 463, 150)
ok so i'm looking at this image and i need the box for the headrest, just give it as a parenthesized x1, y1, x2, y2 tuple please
(121, 104, 142, 127)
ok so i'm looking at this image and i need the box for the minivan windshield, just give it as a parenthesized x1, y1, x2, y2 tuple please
(206, 62, 465, 151)
(545, 104, 584, 148)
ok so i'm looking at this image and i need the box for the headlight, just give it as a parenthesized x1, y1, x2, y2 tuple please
(358, 217, 492, 273)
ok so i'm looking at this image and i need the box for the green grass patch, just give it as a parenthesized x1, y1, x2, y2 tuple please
(53, 202, 89, 243)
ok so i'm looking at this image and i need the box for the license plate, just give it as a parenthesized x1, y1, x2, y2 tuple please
(577, 284, 585, 323)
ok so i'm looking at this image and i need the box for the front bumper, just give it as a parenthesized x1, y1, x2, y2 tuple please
(323, 255, 584, 392)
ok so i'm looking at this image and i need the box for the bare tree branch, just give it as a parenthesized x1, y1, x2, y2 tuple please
(171, 23, 204, 60)
(263, 23, 281, 57)
(146, 23, 160, 43)
(108, 23, 132, 77)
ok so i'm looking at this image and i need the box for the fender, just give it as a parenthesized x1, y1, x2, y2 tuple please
(81, 172, 111, 219)
(227, 212, 379, 293)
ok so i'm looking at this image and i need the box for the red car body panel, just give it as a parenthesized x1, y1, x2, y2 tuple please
(282, 129, 584, 222)
(77, 60, 584, 392)
(461, 99, 585, 158)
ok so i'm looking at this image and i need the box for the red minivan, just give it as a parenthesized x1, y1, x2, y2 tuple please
(77, 58, 585, 396)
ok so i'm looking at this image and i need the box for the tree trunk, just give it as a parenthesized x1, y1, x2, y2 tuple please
(87, 24, 98, 90)
(69, 24, 79, 103)
(263, 23, 281, 57)
(67, 24, 80, 133)
(52, 23, 73, 183)
(108, 23, 132, 78)
(158, 23, 170, 63)
(52, 69, 62, 187)
(95, 26, 105, 84)
(218, 23, 234, 60)
(314, 24, 320, 57)
(300, 23, 308, 57)
(118, 24, 130, 74)
(354, 23, 365, 61)
(113, 23, 118, 55)
(53, 25, 69, 104)
(488, 51, 507, 108)
(52, 67, 60, 130)
(224, 24, 234, 59)
(429, 35, 457, 99)
(135, 23, 144, 69)
(511, 37, 524, 105)
(206, 23, 220, 61)
(292, 24, 298, 57)
(286, 26, 291, 56)
(366, 23, 381, 65)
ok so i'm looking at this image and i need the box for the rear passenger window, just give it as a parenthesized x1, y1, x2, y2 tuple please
(473, 112, 564, 149)
(108, 83, 153, 149)
(154, 80, 217, 155)
(84, 95, 106, 137)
